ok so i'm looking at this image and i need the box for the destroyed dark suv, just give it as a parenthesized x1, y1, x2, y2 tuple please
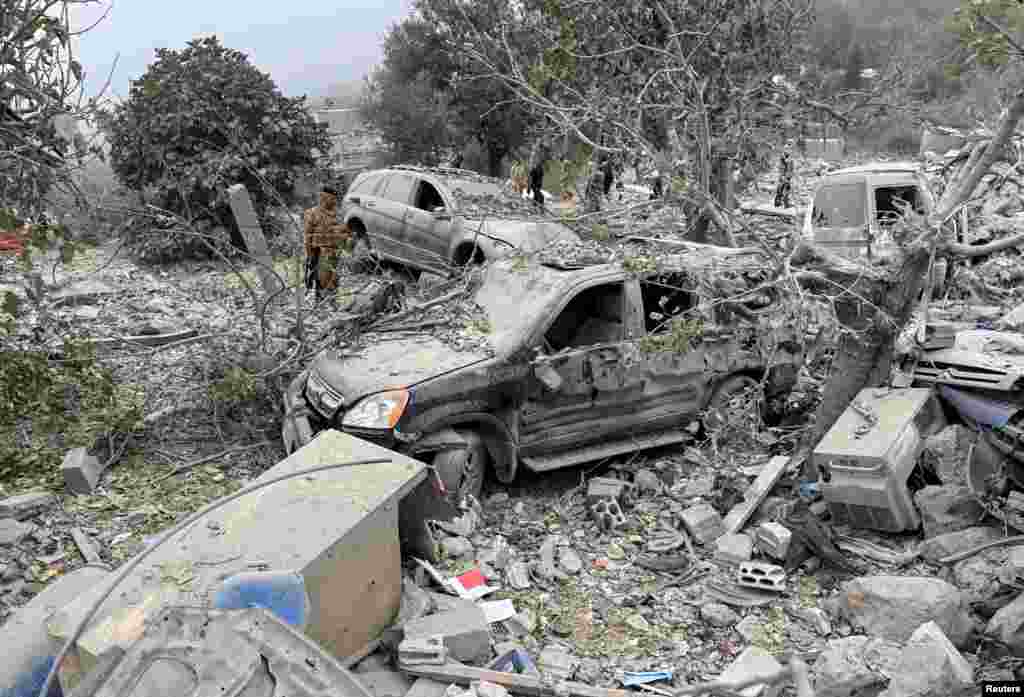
(342, 165, 579, 276)
(282, 243, 806, 499)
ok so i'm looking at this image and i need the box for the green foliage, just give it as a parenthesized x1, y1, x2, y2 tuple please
(946, 0, 1024, 66)
(361, 68, 455, 166)
(0, 342, 144, 480)
(103, 36, 330, 241)
(751, 607, 787, 655)
(209, 366, 258, 406)
(621, 255, 658, 275)
(637, 317, 704, 354)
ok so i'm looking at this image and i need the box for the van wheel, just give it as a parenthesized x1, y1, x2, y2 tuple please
(702, 375, 763, 435)
(432, 430, 487, 502)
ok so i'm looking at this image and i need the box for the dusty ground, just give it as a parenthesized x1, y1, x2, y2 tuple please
(2, 153, 1024, 695)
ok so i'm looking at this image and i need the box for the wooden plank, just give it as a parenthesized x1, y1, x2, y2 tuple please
(721, 455, 793, 535)
(70, 527, 102, 564)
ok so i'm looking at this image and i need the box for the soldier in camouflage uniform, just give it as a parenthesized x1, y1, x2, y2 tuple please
(303, 186, 352, 302)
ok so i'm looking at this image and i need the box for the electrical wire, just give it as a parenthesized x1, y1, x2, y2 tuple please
(38, 457, 392, 697)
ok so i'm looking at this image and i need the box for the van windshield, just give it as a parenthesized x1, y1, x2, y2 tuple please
(811, 182, 866, 228)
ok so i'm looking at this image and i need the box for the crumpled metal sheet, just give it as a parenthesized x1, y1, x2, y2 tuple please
(85, 606, 374, 697)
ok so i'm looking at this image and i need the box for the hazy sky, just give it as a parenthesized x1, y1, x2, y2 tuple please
(72, 1, 414, 101)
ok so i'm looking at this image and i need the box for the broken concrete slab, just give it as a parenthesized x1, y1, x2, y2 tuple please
(721, 455, 791, 536)
(61, 447, 106, 494)
(0, 518, 34, 547)
(921, 425, 973, 485)
(681, 503, 724, 544)
(718, 646, 783, 697)
(985, 590, 1024, 656)
(813, 636, 901, 697)
(48, 430, 428, 686)
(880, 622, 973, 697)
(913, 485, 985, 539)
(840, 576, 972, 648)
(559, 546, 583, 575)
(919, 526, 1003, 563)
(403, 605, 491, 663)
(0, 490, 56, 520)
(715, 533, 753, 564)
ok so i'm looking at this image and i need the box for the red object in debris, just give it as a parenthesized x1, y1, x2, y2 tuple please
(592, 558, 609, 570)
(0, 234, 23, 254)
(453, 567, 486, 592)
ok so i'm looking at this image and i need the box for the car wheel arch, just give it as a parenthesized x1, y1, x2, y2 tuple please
(451, 240, 487, 267)
(403, 407, 517, 484)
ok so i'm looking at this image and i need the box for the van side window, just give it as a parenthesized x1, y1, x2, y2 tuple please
(875, 185, 924, 227)
(811, 182, 866, 228)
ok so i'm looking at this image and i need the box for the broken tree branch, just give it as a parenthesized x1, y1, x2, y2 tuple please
(152, 441, 273, 483)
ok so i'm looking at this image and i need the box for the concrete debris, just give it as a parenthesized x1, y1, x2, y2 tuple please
(700, 602, 740, 628)
(590, 498, 627, 531)
(403, 605, 492, 663)
(880, 622, 974, 697)
(61, 447, 107, 495)
(919, 526, 1003, 563)
(717, 646, 783, 697)
(921, 426, 973, 485)
(985, 590, 1024, 656)
(0, 518, 34, 548)
(754, 522, 792, 561)
(913, 485, 985, 539)
(715, 533, 754, 564)
(503, 609, 537, 638)
(586, 476, 633, 506)
(735, 615, 761, 642)
(441, 536, 476, 560)
(537, 645, 579, 680)
(799, 607, 833, 636)
(840, 576, 972, 648)
(813, 635, 902, 697)
(407, 678, 451, 697)
(633, 469, 662, 496)
(681, 503, 725, 544)
(736, 562, 786, 592)
(398, 636, 448, 665)
(0, 491, 56, 520)
(506, 561, 532, 590)
(559, 545, 583, 575)
(721, 455, 791, 535)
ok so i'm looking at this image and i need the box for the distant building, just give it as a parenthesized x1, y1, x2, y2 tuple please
(310, 106, 384, 173)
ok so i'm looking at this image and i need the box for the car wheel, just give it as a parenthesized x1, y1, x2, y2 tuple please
(351, 232, 375, 270)
(702, 374, 763, 434)
(431, 430, 487, 502)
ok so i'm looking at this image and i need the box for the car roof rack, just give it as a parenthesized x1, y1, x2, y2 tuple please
(388, 164, 494, 180)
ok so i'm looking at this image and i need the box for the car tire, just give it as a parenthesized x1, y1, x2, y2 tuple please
(702, 374, 763, 434)
(431, 430, 487, 502)
(351, 232, 375, 271)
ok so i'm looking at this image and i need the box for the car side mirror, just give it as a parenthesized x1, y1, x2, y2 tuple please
(348, 196, 361, 206)
(432, 206, 450, 220)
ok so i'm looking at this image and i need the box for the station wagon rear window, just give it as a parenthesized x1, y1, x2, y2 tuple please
(811, 182, 866, 228)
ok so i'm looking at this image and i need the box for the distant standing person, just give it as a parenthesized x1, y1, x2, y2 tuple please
(774, 144, 793, 208)
(528, 141, 548, 208)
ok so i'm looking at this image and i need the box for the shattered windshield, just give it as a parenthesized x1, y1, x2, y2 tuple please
(812, 181, 866, 228)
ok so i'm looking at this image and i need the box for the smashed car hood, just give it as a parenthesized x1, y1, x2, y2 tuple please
(310, 336, 490, 404)
(915, 329, 1024, 392)
(470, 219, 580, 252)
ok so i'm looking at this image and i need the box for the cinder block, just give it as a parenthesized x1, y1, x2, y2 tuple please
(755, 522, 792, 561)
(403, 605, 491, 663)
(715, 533, 753, 564)
(737, 561, 787, 592)
(681, 503, 724, 544)
(61, 447, 105, 494)
(586, 477, 633, 507)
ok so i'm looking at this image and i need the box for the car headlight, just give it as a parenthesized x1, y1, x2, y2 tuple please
(341, 389, 410, 429)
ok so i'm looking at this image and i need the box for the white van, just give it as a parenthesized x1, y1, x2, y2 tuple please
(802, 162, 935, 261)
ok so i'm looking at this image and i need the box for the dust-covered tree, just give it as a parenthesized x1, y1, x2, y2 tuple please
(362, 2, 535, 176)
(103, 36, 331, 245)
